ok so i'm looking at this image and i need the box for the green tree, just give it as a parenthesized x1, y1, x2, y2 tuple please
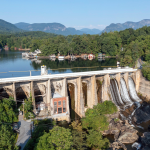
(86, 129, 109, 150)
(82, 101, 117, 131)
(0, 124, 18, 150)
(0, 97, 18, 123)
(24, 96, 34, 119)
(70, 121, 87, 150)
(35, 126, 73, 150)
(72, 130, 87, 150)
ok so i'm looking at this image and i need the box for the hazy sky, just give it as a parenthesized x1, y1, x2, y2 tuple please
(1, 0, 150, 30)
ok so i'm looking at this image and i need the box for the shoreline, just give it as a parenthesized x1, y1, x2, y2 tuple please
(36, 55, 117, 59)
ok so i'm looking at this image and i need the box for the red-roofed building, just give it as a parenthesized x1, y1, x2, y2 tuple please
(4, 45, 9, 51)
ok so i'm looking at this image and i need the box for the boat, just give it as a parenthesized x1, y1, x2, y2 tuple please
(58, 56, 65, 60)
(22, 52, 29, 57)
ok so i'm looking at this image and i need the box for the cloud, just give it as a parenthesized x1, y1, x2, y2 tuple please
(69, 25, 107, 30)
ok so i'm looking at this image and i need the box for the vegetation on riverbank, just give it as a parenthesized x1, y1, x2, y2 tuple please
(24, 96, 35, 119)
(0, 97, 18, 123)
(142, 62, 150, 81)
(24, 101, 117, 150)
(0, 97, 19, 150)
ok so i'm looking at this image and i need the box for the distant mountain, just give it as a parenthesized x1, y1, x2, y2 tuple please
(102, 19, 150, 33)
(15, 22, 84, 36)
(80, 28, 101, 34)
(0, 19, 23, 33)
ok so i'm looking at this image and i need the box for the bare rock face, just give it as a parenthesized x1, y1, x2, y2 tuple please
(103, 118, 138, 150)
(133, 102, 150, 125)
(118, 130, 138, 144)
(110, 141, 127, 150)
(103, 119, 138, 144)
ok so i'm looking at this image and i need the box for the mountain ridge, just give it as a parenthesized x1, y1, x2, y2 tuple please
(102, 19, 150, 33)
(1, 19, 150, 35)
(80, 28, 101, 34)
(15, 22, 84, 36)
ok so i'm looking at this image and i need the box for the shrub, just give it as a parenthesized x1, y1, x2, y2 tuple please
(86, 129, 109, 150)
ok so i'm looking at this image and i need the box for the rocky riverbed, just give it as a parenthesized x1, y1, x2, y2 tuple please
(103, 101, 150, 150)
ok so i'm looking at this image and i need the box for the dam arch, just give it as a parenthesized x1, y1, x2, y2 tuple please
(0, 87, 13, 98)
(34, 84, 47, 103)
(16, 86, 30, 100)
(67, 82, 75, 120)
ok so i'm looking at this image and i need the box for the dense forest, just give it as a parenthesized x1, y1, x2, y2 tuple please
(1, 26, 150, 67)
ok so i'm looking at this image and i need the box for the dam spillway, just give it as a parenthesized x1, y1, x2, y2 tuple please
(128, 77, 141, 102)
(110, 75, 141, 111)
(0, 68, 140, 121)
(120, 78, 133, 106)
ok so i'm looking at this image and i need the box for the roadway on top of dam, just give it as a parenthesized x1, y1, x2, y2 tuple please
(0, 68, 137, 84)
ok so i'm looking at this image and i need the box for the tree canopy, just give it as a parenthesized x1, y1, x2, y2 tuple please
(1, 26, 150, 66)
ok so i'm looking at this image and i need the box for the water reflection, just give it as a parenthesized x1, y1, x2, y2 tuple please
(0, 50, 117, 78)
(31, 58, 117, 72)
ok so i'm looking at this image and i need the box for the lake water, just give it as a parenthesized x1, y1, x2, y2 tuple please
(0, 50, 117, 78)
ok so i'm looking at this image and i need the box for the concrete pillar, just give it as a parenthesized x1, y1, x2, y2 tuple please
(66, 96, 70, 122)
(63, 78, 67, 97)
(135, 70, 141, 92)
(77, 76, 84, 117)
(86, 81, 91, 108)
(50, 98, 53, 116)
(31, 81, 36, 112)
(13, 82, 17, 104)
(47, 79, 51, 111)
(74, 83, 78, 119)
(91, 75, 98, 107)
(102, 74, 110, 102)
(116, 73, 121, 91)
(124, 72, 129, 90)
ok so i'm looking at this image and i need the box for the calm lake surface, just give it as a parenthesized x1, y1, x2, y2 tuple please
(0, 50, 117, 78)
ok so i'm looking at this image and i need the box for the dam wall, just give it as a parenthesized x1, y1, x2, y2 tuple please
(0, 68, 139, 121)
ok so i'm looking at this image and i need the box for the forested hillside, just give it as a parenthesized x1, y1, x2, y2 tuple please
(0, 19, 23, 33)
(1, 26, 150, 67)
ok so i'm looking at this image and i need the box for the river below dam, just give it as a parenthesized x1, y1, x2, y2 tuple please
(0, 50, 117, 78)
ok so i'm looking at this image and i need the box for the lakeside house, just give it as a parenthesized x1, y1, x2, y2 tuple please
(88, 54, 95, 59)
(14, 47, 18, 50)
(58, 56, 65, 61)
(4, 45, 9, 51)
(35, 49, 41, 54)
(22, 49, 41, 58)
(98, 53, 105, 58)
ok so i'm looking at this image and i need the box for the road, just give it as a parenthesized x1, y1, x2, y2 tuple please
(16, 115, 33, 150)
(137, 58, 143, 69)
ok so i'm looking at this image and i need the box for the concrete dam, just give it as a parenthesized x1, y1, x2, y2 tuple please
(0, 67, 140, 121)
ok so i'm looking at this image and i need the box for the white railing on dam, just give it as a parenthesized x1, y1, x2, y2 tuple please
(0, 68, 137, 83)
